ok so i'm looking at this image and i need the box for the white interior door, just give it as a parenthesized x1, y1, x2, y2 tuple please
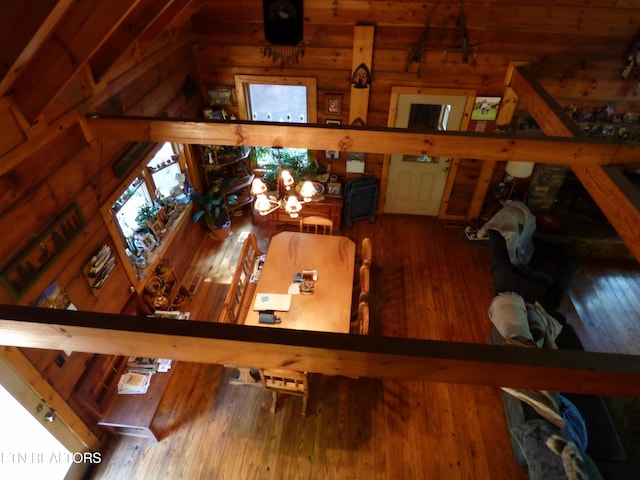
(384, 92, 470, 215)
(0, 356, 90, 480)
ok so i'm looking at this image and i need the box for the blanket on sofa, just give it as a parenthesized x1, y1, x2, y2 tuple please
(514, 418, 603, 480)
(477, 200, 536, 265)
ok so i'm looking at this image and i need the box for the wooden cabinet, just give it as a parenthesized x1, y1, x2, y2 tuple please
(253, 196, 343, 229)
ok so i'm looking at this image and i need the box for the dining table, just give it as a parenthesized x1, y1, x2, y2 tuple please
(244, 231, 356, 334)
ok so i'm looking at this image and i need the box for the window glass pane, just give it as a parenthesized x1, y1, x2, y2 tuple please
(113, 177, 152, 238)
(245, 81, 316, 184)
(147, 143, 175, 169)
(152, 163, 182, 197)
(148, 143, 182, 197)
(248, 84, 307, 122)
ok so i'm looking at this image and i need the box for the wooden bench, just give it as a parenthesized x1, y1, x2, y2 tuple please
(218, 233, 264, 324)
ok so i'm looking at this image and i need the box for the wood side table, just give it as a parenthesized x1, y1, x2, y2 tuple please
(253, 196, 343, 229)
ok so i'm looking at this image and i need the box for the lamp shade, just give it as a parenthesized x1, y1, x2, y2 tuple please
(299, 180, 316, 201)
(505, 161, 535, 179)
(285, 195, 302, 217)
(280, 170, 294, 188)
(254, 194, 272, 214)
(251, 178, 268, 195)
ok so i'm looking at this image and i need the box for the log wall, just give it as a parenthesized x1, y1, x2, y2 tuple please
(0, 25, 201, 441)
(192, 0, 640, 217)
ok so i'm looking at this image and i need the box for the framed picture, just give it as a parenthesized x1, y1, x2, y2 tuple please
(326, 182, 343, 197)
(346, 152, 365, 173)
(141, 233, 157, 250)
(326, 95, 342, 115)
(208, 87, 233, 106)
(325, 150, 340, 160)
(471, 96, 501, 121)
(149, 220, 164, 237)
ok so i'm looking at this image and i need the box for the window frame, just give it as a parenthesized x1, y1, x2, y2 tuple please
(100, 142, 190, 293)
(234, 75, 318, 183)
(234, 75, 317, 124)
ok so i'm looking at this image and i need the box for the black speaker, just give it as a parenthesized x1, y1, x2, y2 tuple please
(263, 0, 303, 45)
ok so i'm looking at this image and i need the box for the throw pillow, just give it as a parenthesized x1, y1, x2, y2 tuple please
(488, 292, 533, 341)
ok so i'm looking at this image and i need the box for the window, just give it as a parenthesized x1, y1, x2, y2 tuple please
(111, 143, 184, 238)
(113, 176, 152, 238)
(235, 75, 317, 124)
(246, 84, 309, 122)
(234, 75, 318, 172)
(108, 142, 186, 253)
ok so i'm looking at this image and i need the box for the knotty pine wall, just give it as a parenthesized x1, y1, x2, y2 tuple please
(0, 24, 202, 438)
(191, 0, 640, 218)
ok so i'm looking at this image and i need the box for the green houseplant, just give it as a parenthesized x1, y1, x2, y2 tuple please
(189, 187, 231, 240)
(253, 147, 318, 192)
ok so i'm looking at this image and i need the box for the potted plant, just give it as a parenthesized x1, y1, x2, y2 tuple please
(189, 187, 231, 240)
(136, 203, 156, 228)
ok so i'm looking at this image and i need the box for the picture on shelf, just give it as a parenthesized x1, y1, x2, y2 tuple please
(326, 182, 342, 197)
(325, 150, 340, 160)
(208, 87, 232, 106)
(141, 233, 157, 250)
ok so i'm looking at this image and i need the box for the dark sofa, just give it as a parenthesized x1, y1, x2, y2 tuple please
(491, 320, 640, 479)
(488, 229, 580, 312)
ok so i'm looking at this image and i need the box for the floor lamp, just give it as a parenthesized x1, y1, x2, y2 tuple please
(505, 161, 535, 199)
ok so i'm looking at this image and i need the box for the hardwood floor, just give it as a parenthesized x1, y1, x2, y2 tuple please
(90, 213, 640, 480)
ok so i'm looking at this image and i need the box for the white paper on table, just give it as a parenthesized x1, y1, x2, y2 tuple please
(253, 293, 292, 311)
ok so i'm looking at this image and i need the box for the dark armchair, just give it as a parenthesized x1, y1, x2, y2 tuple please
(488, 229, 579, 311)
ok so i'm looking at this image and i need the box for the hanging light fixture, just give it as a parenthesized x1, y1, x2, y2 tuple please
(251, 148, 316, 217)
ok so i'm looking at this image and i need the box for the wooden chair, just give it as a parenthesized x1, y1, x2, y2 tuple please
(299, 215, 333, 235)
(359, 264, 370, 303)
(261, 369, 309, 416)
(361, 237, 372, 266)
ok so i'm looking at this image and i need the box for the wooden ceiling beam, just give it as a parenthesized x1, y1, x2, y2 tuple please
(166, 0, 207, 32)
(571, 164, 640, 261)
(1, 305, 639, 397)
(506, 64, 640, 262)
(509, 65, 584, 137)
(0, 110, 82, 177)
(135, 0, 196, 56)
(85, 115, 638, 166)
(0, 0, 74, 97)
(12, 0, 141, 124)
(89, 0, 175, 82)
